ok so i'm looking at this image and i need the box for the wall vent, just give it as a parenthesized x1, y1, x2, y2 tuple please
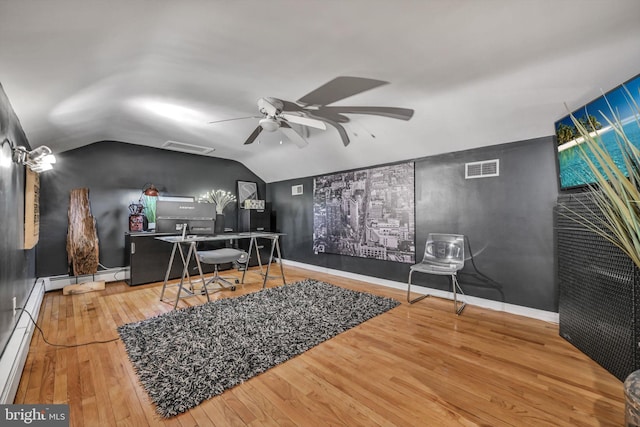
(465, 159, 499, 179)
(162, 140, 214, 155)
(291, 184, 303, 196)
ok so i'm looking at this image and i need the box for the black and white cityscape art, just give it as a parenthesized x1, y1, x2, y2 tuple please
(313, 162, 415, 263)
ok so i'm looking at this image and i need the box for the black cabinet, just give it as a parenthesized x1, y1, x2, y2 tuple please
(125, 232, 217, 286)
(237, 205, 273, 267)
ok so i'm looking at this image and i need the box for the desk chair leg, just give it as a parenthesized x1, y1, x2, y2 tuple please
(407, 271, 466, 315)
(407, 270, 428, 304)
(451, 274, 466, 315)
(202, 265, 238, 292)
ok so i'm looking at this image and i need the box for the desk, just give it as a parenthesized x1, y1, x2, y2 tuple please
(157, 232, 286, 308)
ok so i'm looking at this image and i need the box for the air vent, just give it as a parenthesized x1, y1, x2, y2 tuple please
(162, 140, 214, 155)
(292, 184, 303, 196)
(465, 159, 499, 179)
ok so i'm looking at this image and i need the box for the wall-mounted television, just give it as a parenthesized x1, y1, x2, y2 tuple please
(555, 73, 640, 190)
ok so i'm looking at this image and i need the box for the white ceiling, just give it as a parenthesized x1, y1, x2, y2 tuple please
(1, 0, 640, 182)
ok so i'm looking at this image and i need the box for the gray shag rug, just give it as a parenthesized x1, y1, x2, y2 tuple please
(117, 278, 400, 418)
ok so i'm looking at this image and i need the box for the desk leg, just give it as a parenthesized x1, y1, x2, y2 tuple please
(274, 237, 286, 285)
(193, 246, 210, 303)
(262, 237, 278, 289)
(241, 237, 256, 284)
(255, 239, 264, 274)
(173, 243, 193, 310)
(177, 243, 195, 292)
(160, 242, 178, 301)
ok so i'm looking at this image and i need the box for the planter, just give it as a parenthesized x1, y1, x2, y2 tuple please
(215, 213, 225, 234)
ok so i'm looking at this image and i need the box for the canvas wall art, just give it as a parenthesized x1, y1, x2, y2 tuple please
(556, 73, 640, 189)
(313, 162, 415, 263)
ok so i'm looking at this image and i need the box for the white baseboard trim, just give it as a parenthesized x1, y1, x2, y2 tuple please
(280, 259, 559, 324)
(45, 267, 130, 291)
(0, 277, 46, 403)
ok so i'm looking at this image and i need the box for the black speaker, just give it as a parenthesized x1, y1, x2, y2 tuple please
(237, 204, 272, 267)
(238, 204, 271, 232)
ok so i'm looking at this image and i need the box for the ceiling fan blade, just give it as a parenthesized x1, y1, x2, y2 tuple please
(324, 106, 414, 121)
(243, 126, 263, 145)
(330, 122, 350, 147)
(310, 109, 351, 123)
(281, 100, 303, 112)
(209, 115, 259, 124)
(280, 113, 327, 130)
(279, 123, 308, 148)
(297, 76, 388, 106)
(307, 114, 350, 147)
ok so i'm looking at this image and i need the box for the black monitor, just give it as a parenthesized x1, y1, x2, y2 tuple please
(155, 200, 216, 235)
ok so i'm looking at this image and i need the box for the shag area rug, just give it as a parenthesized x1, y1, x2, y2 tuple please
(118, 278, 400, 417)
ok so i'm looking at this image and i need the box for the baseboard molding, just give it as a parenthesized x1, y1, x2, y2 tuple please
(45, 267, 129, 291)
(0, 277, 46, 403)
(280, 259, 559, 324)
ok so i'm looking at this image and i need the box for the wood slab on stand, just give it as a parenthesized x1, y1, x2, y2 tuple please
(66, 188, 100, 276)
(62, 280, 106, 296)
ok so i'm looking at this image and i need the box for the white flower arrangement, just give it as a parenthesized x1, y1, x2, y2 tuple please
(203, 189, 237, 214)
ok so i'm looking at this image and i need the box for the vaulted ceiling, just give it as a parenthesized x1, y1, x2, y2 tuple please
(1, 1, 640, 182)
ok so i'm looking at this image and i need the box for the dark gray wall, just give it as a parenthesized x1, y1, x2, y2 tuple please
(37, 141, 266, 277)
(268, 136, 560, 312)
(0, 83, 37, 357)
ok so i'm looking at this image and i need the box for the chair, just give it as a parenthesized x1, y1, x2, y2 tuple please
(407, 233, 466, 315)
(197, 247, 249, 293)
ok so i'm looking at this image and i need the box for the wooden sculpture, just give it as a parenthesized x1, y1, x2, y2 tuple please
(66, 188, 99, 276)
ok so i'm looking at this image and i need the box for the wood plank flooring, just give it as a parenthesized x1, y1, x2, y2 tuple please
(15, 265, 625, 426)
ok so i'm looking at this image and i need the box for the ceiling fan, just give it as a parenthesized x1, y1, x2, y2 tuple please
(209, 76, 414, 147)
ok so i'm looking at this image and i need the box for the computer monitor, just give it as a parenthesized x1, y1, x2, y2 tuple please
(155, 200, 216, 235)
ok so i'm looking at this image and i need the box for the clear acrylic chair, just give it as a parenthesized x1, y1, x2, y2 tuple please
(407, 233, 466, 315)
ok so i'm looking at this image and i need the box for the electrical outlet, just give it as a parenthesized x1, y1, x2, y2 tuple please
(12, 297, 16, 316)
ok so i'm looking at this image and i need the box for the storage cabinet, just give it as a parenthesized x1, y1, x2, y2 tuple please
(237, 205, 273, 267)
(124, 232, 217, 286)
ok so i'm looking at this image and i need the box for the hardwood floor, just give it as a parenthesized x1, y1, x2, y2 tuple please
(15, 265, 624, 426)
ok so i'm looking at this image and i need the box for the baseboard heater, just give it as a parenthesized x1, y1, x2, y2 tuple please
(45, 267, 130, 291)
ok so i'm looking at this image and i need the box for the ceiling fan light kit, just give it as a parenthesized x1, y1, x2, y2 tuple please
(208, 76, 414, 148)
(258, 117, 280, 132)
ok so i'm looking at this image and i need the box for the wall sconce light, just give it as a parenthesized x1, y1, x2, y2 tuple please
(0, 138, 12, 168)
(12, 144, 56, 172)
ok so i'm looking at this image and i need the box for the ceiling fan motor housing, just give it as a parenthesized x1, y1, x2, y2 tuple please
(257, 97, 283, 117)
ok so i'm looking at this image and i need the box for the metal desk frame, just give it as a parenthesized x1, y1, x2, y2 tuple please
(157, 232, 286, 309)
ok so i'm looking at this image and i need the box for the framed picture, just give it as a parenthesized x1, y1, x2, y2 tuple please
(237, 180, 258, 209)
